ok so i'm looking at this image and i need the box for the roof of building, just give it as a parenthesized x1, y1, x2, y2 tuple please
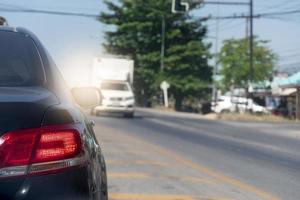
(278, 71, 300, 88)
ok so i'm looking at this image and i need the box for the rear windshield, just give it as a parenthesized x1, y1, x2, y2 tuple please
(101, 82, 129, 91)
(0, 31, 45, 86)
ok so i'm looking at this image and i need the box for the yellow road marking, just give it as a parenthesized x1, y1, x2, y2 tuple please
(102, 126, 280, 200)
(106, 160, 121, 165)
(110, 193, 233, 200)
(108, 172, 150, 179)
(109, 193, 196, 200)
(181, 176, 215, 184)
(156, 149, 280, 200)
(107, 159, 169, 167)
(160, 175, 215, 184)
(135, 160, 170, 167)
(108, 171, 214, 184)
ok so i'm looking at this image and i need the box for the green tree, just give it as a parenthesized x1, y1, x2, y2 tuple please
(100, 0, 212, 110)
(219, 37, 277, 90)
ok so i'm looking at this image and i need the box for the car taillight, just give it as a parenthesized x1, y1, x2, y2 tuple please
(33, 128, 81, 163)
(0, 129, 37, 168)
(0, 125, 86, 178)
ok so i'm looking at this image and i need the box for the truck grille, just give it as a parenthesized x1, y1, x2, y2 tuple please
(110, 97, 123, 101)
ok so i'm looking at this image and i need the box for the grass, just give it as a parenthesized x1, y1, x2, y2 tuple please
(152, 106, 176, 112)
(216, 113, 294, 123)
(146, 106, 296, 123)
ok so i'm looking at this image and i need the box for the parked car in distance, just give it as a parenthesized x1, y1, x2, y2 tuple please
(211, 96, 233, 113)
(0, 26, 108, 200)
(238, 99, 268, 114)
(212, 96, 269, 114)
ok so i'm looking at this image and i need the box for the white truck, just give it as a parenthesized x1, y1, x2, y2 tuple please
(90, 57, 135, 117)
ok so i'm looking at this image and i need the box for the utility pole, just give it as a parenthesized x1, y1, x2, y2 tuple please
(213, 4, 220, 103)
(149, 7, 166, 72)
(245, 18, 249, 38)
(249, 0, 254, 83)
(161, 16, 166, 72)
(172, 0, 255, 98)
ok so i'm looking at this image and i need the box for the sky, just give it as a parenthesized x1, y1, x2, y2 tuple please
(1, 0, 300, 86)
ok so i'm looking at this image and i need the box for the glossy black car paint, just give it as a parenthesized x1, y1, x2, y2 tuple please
(0, 27, 107, 200)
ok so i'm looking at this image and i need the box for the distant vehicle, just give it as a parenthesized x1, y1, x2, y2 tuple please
(0, 27, 108, 199)
(211, 96, 233, 113)
(212, 96, 268, 114)
(92, 80, 135, 117)
(90, 57, 135, 117)
(234, 98, 269, 114)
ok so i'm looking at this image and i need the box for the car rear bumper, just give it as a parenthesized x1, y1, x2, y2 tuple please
(0, 167, 90, 200)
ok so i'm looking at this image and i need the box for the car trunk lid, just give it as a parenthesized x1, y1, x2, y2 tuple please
(0, 86, 58, 198)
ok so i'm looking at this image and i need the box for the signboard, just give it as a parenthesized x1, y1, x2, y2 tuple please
(172, 0, 203, 13)
(160, 81, 170, 107)
(172, 0, 190, 13)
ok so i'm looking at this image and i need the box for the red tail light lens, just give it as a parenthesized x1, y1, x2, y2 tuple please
(33, 129, 81, 163)
(0, 129, 37, 168)
(0, 125, 84, 178)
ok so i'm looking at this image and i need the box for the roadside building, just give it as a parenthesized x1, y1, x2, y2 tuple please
(278, 71, 300, 119)
(215, 72, 299, 117)
(230, 74, 296, 118)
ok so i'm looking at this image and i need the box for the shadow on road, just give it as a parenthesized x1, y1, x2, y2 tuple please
(91, 113, 144, 120)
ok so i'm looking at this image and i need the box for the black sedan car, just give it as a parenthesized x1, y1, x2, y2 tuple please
(0, 26, 108, 200)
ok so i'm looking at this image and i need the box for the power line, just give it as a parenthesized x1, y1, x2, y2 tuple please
(263, 16, 300, 24)
(202, 14, 257, 20)
(199, 8, 300, 22)
(258, 9, 300, 17)
(280, 53, 300, 58)
(0, 2, 102, 13)
(0, 7, 98, 18)
(1, 5, 299, 21)
(201, 1, 249, 6)
(207, 19, 237, 31)
(255, 0, 297, 12)
(218, 20, 245, 31)
(278, 47, 300, 55)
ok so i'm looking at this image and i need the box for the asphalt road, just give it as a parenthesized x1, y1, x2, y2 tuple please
(91, 108, 300, 200)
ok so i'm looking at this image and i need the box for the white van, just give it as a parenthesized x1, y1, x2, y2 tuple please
(92, 80, 135, 117)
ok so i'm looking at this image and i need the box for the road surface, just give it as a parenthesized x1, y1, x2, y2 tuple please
(91, 109, 300, 200)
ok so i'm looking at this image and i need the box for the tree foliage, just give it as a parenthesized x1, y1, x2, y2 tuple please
(100, 0, 212, 110)
(219, 37, 277, 90)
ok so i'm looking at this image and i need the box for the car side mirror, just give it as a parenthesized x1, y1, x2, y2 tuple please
(71, 87, 101, 109)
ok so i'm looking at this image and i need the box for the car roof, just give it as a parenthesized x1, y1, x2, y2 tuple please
(0, 26, 34, 37)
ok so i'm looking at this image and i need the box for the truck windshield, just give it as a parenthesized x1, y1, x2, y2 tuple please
(0, 31, 45, 87)
(101, 82, 129, 91)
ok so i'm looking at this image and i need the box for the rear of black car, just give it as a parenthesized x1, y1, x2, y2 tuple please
(0, 28, 101, 200)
